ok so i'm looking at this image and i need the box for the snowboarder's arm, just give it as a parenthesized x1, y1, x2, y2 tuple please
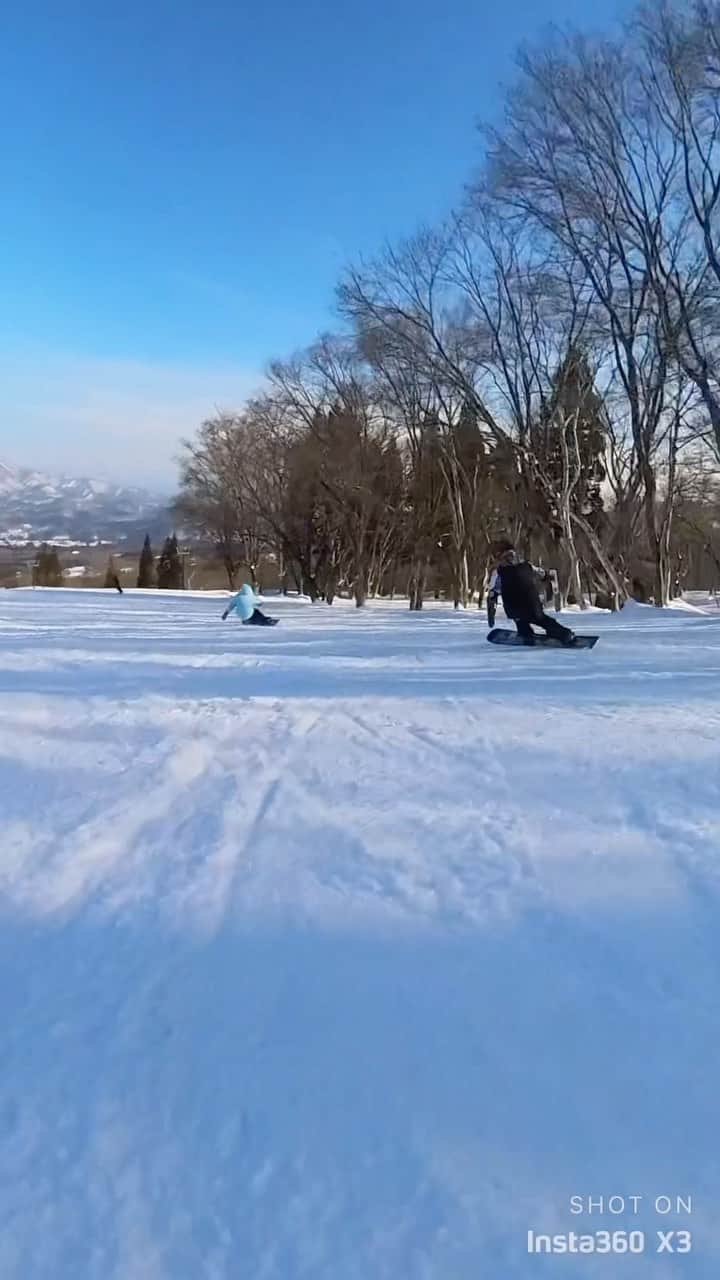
(223, 593, 241, 620)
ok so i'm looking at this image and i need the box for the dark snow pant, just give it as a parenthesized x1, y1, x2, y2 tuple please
(514, 612, 573, 644)
(242, 608, 276, 627)
(487, 592, 498, 628)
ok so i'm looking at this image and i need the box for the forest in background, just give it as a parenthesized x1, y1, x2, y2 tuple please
(171, 1, 720, 609)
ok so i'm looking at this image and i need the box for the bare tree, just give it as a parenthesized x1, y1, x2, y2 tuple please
(266, 340, 404, 605)
(638, 1, 720, 455)
(175, 415, 269, 589)
(674, 446, 720, 584)
(341, 234, 515, 607)
(174, 0, 720, 612)
(482, 32, 685, 601)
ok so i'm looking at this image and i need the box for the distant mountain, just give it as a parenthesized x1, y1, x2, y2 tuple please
(0, 462, 172, 546)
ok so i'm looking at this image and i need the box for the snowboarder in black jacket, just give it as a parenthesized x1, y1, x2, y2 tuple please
(490, 547, 575, 646)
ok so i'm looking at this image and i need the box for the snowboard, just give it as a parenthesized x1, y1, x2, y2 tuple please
(487, 627, 598, 650)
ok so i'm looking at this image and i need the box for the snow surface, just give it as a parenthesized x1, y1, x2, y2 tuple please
(1, 588, 720, 1278)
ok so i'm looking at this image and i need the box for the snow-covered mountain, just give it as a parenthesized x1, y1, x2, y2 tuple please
(0, 461, 171, 545)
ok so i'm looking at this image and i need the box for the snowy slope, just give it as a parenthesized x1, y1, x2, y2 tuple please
(1, 590, 719, 1278)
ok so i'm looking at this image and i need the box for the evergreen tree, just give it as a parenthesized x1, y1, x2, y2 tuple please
(407, 413, 446, 610)
(32, 544, 64, 587)
(47, 548, 63, 587)
(453, 398, 483, 456)
(104, 555, 120, 590)
(156, 534, 185, 589)
(137, 535, 156, 588)
(536, 348, 608, 526)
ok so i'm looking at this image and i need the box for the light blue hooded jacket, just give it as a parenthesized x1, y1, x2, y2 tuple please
(226, 583, 258, 622)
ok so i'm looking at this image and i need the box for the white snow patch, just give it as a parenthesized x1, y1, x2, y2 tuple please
(0, 590, 719, 1277)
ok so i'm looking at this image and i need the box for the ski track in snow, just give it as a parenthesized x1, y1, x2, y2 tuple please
(1, 588, 720, 1278)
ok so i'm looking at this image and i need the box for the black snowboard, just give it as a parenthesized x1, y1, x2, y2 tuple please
(487, 627, 598, 650)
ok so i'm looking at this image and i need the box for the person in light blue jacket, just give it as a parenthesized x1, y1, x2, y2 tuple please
(222, 583, 277, 626)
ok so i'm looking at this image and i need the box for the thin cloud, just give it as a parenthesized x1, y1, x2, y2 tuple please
(0, 350, 263, 491)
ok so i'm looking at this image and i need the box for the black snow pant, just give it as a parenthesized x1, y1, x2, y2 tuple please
(242, 608, 276, 627)
(514, 612, 573, 644)
(487, 592, 498, 628)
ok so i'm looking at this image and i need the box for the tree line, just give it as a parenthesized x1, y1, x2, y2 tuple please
(32, 535, 186, 590)
(135, 534, 186, 590)
(175, 0, 720, 609)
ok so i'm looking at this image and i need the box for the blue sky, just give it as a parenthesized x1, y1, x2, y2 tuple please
(1, 0, 632, 488)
